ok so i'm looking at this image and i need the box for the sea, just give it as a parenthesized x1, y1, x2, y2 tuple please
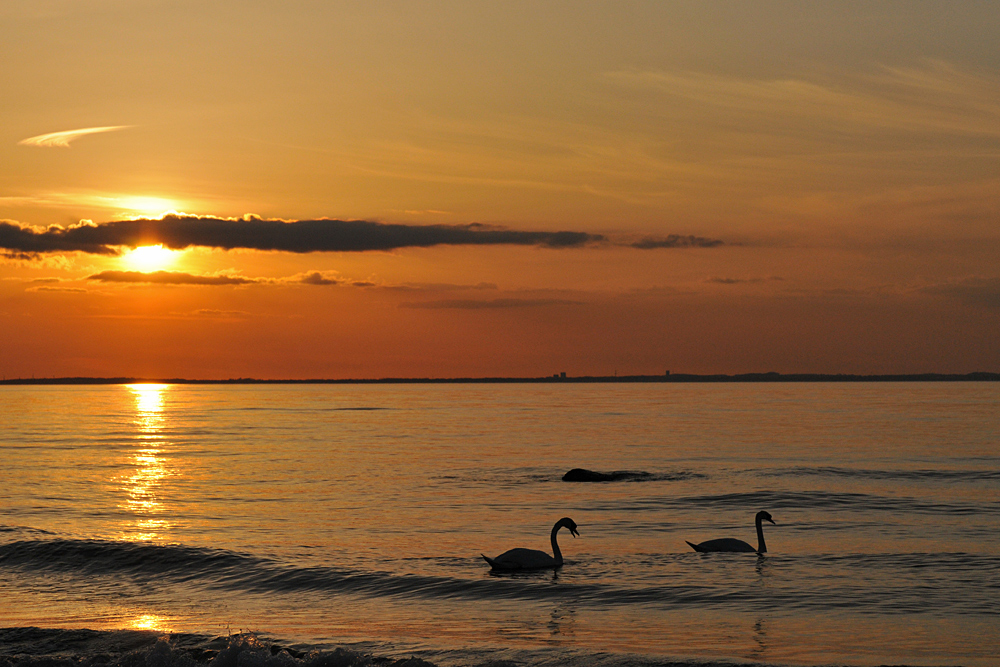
(1, 382, 998, 667)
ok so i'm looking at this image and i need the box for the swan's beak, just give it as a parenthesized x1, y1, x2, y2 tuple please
(570, 527, 580, 537)
(767, 518, 776, 525)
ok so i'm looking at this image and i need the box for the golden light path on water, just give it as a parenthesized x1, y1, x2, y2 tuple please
(122, 384, 176, 631)
(123, 384, 171, 541)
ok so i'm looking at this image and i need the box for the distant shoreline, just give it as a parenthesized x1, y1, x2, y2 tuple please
(2, 372, 998, 385)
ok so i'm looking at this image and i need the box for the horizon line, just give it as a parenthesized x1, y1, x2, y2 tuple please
(2, 372, 998, 386)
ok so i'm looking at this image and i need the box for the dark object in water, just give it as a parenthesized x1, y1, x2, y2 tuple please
(562, 468, 651, 482)
(482, 517, 579, 571)
(686, 510, 776, 553)
(563, 468, 613, 481)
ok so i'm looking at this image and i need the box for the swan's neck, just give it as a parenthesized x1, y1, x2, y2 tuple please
(756, 516, 767, 554)
(550, 524, 564, 563)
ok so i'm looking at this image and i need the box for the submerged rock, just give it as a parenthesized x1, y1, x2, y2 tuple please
(562, 468, 653, 482)
(562, 468, 614, 482)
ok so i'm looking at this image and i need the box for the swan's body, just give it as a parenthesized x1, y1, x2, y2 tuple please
(686, 537, 758, 553)
(686, 511, 775, 553)
(483, 517, 579, 571)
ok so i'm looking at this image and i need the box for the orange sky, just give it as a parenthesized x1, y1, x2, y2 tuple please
(2, 2, 998, 378)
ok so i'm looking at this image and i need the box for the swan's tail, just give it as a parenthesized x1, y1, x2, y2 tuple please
(481, 554, 497, 568)
(685, 540, 703, 552)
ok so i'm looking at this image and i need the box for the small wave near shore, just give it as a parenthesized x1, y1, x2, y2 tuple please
(0, 628, 822, 667)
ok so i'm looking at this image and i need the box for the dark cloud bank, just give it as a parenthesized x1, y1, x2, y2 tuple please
(1, 215, 601, 255)
(1, 215, 723, 256)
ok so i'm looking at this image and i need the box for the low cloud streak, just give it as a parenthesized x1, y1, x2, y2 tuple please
(88, 270, 257, 285)
(923, 277, 1000, 310)
(297, 271, 339, 285)
(401, 297, 583, 309)
(705, 276, 783, 284)
(631, 234, 724, 249)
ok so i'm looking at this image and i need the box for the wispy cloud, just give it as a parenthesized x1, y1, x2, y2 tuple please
(922, 277, 1000, 310)
(382, 281, 499, 292)
(400, 298, 582, 309)
(191, 309, 251, 317)
(0, 193, 180, 216)
(18, 125, 132, 148)
(606, 61, 1000, 138)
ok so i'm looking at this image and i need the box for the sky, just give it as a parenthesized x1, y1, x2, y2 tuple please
(1, 1, 998, 379)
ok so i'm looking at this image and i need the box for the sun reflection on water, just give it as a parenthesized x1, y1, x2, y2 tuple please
(121, 384, 173, 541)
(129, 613, 172, 632)
(132, 383, 165, 427)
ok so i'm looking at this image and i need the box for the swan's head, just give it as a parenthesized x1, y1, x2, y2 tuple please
(757, 511, 775, 525)
(557, 517, 580, 537)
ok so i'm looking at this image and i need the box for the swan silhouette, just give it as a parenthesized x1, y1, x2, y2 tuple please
(686, 511, 775, 553)
(482, 517, 579, 571)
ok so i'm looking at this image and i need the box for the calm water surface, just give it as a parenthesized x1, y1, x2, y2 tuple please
(1, 383, 998, 667)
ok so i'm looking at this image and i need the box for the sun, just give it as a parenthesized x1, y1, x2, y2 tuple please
(123, 244, 177, 271)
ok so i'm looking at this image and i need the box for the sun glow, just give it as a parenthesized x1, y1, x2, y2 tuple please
(117, 196, 177, 216)
(123, 244, 177, 271)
